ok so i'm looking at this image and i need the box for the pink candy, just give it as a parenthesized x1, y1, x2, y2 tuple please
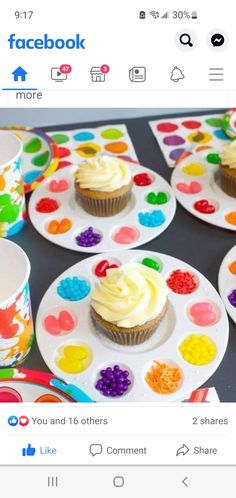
(49, 179, 69, 192)
(113, 226, 139, 244)
(189, 301, 219, 326)
(176, 181, 202, 194)
(44, 310, 75, 335)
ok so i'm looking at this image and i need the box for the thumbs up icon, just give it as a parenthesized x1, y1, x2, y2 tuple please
(22, 444, 36, 457)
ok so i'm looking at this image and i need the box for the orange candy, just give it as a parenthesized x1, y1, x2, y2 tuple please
(229, 261, 236, 275)
(225, 212, 236, 226)
(47, 218, 72, 235)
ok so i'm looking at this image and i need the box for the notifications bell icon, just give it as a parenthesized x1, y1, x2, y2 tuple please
(170, 66, 185, 82)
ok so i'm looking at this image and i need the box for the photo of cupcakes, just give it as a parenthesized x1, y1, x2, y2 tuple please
(74, 155, 132, 216)
(90, 263, 168, 345)
(220, 140, 236, 198)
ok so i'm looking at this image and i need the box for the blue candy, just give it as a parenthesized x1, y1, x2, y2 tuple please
(138, 210, 165, 227)
(57, 276, 91, 301)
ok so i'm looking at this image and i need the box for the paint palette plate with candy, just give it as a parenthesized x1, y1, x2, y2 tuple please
(1, 126, 59, 194)
(149, 113, 229, 167)
(35, 250, 229, 402)
(0, 368, 93, 403)
(48, 124, 138, 168)
(218, 245, 236, 324)
(29, 163, 176, 253)
(171, 152, 236, 230)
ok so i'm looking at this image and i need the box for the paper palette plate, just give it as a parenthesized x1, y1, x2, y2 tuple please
(0, 368, 93, 403)
(29, 163, 176, 253)
(35, 250, 229, 402)
(218, 245, 236, 324)
(171, 151, 236, 230)
(2, 126, 59, 194)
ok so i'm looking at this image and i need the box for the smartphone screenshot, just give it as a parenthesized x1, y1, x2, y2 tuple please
(0, 1, 236, 496)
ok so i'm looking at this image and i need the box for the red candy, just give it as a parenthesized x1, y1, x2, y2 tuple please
(36, 198, 59, 213)
(167, 270, 198, 294)
(58, 310, 75, 331)
(194, 199, 216, 214)
(95, 259, 118, 277)
(133, 173, 153, 186)
(58, 147, 71, 159)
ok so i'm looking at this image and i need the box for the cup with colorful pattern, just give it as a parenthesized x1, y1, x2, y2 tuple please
(0, 239, 34, 367)
(0, 131, 26, 237)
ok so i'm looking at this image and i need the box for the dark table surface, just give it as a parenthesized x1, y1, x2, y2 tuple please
(12, 109, 236, 402)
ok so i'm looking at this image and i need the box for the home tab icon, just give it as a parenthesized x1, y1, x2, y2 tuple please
(90, 67, 106, 82)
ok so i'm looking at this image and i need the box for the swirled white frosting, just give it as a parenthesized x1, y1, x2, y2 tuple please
(221, 140, 236, 170)
(75, 155, 132, 192)
(91, 263, 167, 328)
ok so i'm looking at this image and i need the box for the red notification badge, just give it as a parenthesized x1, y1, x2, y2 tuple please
(100, 64, 110, 74)
(59, 64, 72, 74)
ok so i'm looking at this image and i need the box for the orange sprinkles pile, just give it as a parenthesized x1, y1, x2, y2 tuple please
(145, 361, 182, 394)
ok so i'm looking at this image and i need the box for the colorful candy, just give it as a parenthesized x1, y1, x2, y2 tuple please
(229, 261, 236, 275)
(95, 365, 132, 397)
(182, 163, 205, 176)
(49, 179, 69, 192)
(138, 210, 165, 227)
(56, 344, 92, 374)
(57, 277, 90, 301)
(35, 394, 62, 403)
(188, 302, 219, 326)
(206, 153, 220, 164)
(194, 199, 216, 214)
(44, 310, 75, 335)
(167, 270, 198, 294)
(75, 227, 102, 247)
(146, 191, 168, 205)
(133, 173, 153, 186)
(47, 218, 72, 235)
(179, 334, 217, 365)
(225, 212, 236, 226)
(95, 260, 118, 277)
(228, 290, 236, 308)
(176, 181, 202, 194)
(113, 226, 139, 244)
(36, 198, 59, 213)
(141, 257, 160, 271)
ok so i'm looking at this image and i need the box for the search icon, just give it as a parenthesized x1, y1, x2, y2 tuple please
(180, 33, 193, 47)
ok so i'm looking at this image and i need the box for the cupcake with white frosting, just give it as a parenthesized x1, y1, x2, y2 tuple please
(74, 155, 132, 216)
(90, 263, 168, 345)
(220, 141, 236, 198)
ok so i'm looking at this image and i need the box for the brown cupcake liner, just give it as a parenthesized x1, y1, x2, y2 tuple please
(90, 302, 168, 346)
(220, 169, 236, 198)
(76, 189, 131, 217)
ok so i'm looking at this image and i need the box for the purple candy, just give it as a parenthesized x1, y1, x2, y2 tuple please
(75, 226, 102, 247)
(228, 289, 236, 308)
(95, 365, 132, 397)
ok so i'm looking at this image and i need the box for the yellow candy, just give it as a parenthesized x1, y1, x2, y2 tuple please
(56, 344, 92, 374)
(179, 334, 217, 366)
(182, 163, 205, 176)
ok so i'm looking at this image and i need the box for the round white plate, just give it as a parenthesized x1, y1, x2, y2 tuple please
(171, 151, 236, 230)
(29, 163, 176, 253)
(218, 245, 236, 324)
(36, 250, 229, 402)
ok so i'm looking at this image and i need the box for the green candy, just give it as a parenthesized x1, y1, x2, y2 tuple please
(147, 191, 168, 205)
(205, 117, 222, 128)
(51, 133, 69, 144)
(142, 257, 160, 272)
(100, 128, 123, 139)
(147, 192, 158, 204)
(206, 153, 220, 164)
(0, 368, 15, 379)
(156, 192, 168, 204)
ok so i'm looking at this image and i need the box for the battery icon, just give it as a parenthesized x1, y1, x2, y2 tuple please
(191, 11, 197, 19)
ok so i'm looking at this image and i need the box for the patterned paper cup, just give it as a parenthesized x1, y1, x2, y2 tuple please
(0, 131, 26, 237)
(0, 239, 34, 367)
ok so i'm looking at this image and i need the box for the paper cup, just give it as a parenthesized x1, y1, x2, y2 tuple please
(0, 239, 34, 367)
(0, 131, 26, 237)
